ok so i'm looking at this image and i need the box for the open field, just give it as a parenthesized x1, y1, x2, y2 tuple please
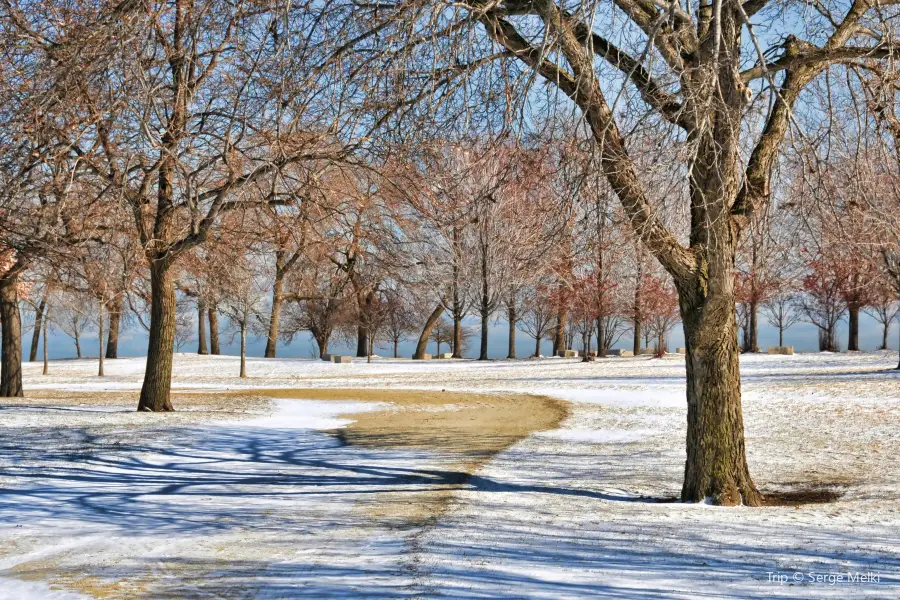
(1, 351, 899, 598)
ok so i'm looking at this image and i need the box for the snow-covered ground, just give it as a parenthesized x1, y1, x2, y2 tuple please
(2, 351, 899, 598)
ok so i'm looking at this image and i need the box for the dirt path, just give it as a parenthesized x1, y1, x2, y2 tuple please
(2, 387, 568, 599)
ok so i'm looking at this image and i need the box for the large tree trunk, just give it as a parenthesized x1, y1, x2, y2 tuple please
(597, 317, 607, 358)
(197, 297, 208, 355)
(105, 296, 123, 359)
(534, 334, 541, 358)
(393, 338, 399, 358)
(553, 310, 566, 356)
(452, 315, 462, 358)
(29, 293, 47, 362)
(414, 303, 444, 359)
(0, 277, 24, 397)
(847, 303, 860, 351)
(137, 262, 176, 412)
(208, 305, 220, 355)
(679, 285, 761, 506)
(507, 304, 516, 359)
(356, 326, 368, 358)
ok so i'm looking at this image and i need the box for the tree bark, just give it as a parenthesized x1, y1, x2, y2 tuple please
(0, 277, 24, 397)
(264, 253, 285, 358)
(534, 334, 541, 358)
(42, 308, 49, 376)
(632, 317, 641, 355)
(105, 296, 123, 359)
(197, 297, 208, 355)
(597, 317, 607, 358)
(507, 304, 516, 359)
(847, 303, 860, 351)
(748, 300, 759, 353)
(98, 301, 105, 377)
(478, 308, 489, 360)
(74, 332, 82, 359)
(239, 320, 247, 378)
(393, 338, 399, 358)
(778, 326, 784, 348)
(553, 310, 566, 356)
(357, 326, 368, 358)
(311, 325, 330, 358)
(137, 261, 176, 412)
(414, 303, 444, 359)
(208, 306, 220, 355)
(882, 322, 889, 351)
(678, 281, 762, 506)
(29, 293, 47, 362)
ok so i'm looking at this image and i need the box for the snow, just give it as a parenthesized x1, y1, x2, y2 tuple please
(2, 350, 899, 598)
(243, 399, 390, 430)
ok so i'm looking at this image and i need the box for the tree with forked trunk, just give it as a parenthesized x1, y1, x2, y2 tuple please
(364, 0, 900, 504)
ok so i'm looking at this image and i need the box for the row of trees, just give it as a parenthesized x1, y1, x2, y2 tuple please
(2, 0, 900, 506)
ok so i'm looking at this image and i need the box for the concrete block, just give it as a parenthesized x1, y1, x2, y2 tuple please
(556, 350, 578, 358)
(767, 346, 794, 355)
(413, 353, 432, 360)
(321, 354, 333, 361)
(608, 349, 634, 357)
(436, 352, 453, 359)
(331, 355, 353, 363)
(675, 348, 686, 354)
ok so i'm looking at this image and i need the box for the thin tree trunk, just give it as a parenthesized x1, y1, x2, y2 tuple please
(779, 326, 784, 348)
(208, 306, 220, 355)
(748, 300, 759, 353)
(507, 304, 516, 359)
(0, 277, 24, 397)
(632, 318, 641, 355)
(452, 315, 462, 358)
(535, 334, 541, 358)
(98, 301, 104, 377)
(137, 261, 176, 412)
(479, 308, 489, 361)
(679, 287, 761, 507)
(42, 307, 49, 376)
(74, 332, 82, 359)
(393, 338, 398, 359)
(847, 303, 860, 351)
(29, 293, 47, 362)
(105, 296, 122, 359)
(264, 255, 285, 358)
(882, 322, 890, 351)
(239, 320, 247, 378)
(414, 303, 444, 359)
(368, 335, 374, 364)
(197, 298, 208, 355)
